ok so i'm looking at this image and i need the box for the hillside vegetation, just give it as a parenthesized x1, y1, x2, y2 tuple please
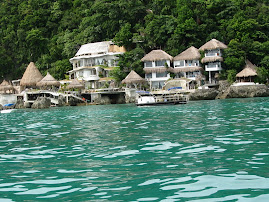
(1, 0, 269, 83)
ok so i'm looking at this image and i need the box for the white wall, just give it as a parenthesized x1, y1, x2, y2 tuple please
(0, 94, 17, 106)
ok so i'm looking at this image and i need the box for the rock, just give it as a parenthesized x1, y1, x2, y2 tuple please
(218, 80, 230, 92)
(100, 96, 111, 105)
(216, 80, 231, 99)
(227, 84, 269, 98)
(31, 97, 51, 109)
(15, 99, 25, 109)
(68, 96, 77, 106)
(189, 89, 219, 100)
(58, 95, 66, 107)
(0, 104, 3, 111)
(24, 102, 31, 108)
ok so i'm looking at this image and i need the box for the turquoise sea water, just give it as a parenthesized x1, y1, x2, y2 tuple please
(0, 97, 269, 201)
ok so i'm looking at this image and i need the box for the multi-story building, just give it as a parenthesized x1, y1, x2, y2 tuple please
(172, 46, 203, 80)
(199, 39, 228, 84)
(141, 50, 173, 90)
(69, 41, 126, 89)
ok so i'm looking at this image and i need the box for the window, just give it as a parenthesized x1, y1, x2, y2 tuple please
(175, 60, 184, 67)
(156, 72, 167, 78)
(145, 73, 152, 78)
(145, 61, 152, 67)
(155, 60, 165, 67)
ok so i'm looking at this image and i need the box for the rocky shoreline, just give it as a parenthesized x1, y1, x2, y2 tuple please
(1, 81, 269, 110)
(189, 80, 269, 101)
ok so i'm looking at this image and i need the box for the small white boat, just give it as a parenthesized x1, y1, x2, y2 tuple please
(1, 109, 15, 114)
(136, 93, 188, 106)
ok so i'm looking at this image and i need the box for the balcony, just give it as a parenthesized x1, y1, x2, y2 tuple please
(205, 64, 222, 72)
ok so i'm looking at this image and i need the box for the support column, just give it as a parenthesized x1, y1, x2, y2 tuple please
(209, 71, 212, 84)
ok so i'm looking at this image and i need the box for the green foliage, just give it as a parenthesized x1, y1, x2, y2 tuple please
(113, 23, 133, 50)
(111, 66, 125, 82)
(257, 67, 269, 84)
(227, 69, 237, 83)
(0, 0, 269, 84)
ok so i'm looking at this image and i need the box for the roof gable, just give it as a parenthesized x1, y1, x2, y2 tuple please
(199, 39, 228, 51)
(141, 50, 173, 62)
(174, 46, 200, 61)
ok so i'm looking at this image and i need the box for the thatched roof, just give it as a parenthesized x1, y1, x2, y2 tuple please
(36, 72, 60, 87)
(201, 56, 223, 63)
(67, 79, 84, 89)
(245, 60, 257, 71)
(143, 67, 168, 73)
(199, 39, 228, 51)
(174, 46, 201, 61)
(122, 70, 145, 84)
(20, 62, 43, 87)
(169, 66, 204, 73)
(236, 67, 257, 77)
(0, 80, 14, 92)
(236, 60, 258, 78)
(141, 50, 173, 62)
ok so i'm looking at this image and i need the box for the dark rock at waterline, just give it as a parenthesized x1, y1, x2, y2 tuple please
(189, 89, 219, 100)
(0, 104, 3, 110)
(216, 80, 231, 99)
(58, 95, 66, 106)
(227, 84, 269, 98)
(31, 97, 51, 109)
(68, 96, 78, 106)
(24, 102, 31, 108)
(15, 99, 25, 109)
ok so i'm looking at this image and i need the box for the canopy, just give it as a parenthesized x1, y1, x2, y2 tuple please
(36, 72, 60, 87)
(20, 62, 43, 87)
(122, 70, 146, 84)
(67, 79, 84, 89)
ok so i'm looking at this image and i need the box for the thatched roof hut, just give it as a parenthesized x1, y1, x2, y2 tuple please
(199, 39, 228, 51)
(236, 60, 257, 78)
(67, 79, 84, 89)
(236, 68, 257, 78)
(236, 60, 258, 82)
(20, 62, 43, 87)
(141, 50, 173, 61)
(36, 72, 60, 87)
(0, 80, 14, 93)
(122, 70, 145, 84)
(174, 46, 201, 61)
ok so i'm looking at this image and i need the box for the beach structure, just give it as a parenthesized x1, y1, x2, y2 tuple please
(172, 46, 203, 81)
(122, 70, 146, 89)
(164, 78, 195, 91)
(236, 60, 257, 83)
(69, 41, 126, 89)
(199, 39, 228, 84)
(37, 72, 60, 89)
(67, 79, 85, 90)
(141, 50, 172, 90)
(20, 62, 43, 88)
(0, 80, 14, 94)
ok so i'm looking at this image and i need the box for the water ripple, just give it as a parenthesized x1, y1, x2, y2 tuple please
(0, 98, 269, 201)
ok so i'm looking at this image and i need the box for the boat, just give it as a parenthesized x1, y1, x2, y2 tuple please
(1, 109, 15, 114)
(136, 92, 188, 106)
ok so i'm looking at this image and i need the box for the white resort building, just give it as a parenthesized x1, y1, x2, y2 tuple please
(69, 41, 126, 89)
(141, 50, 172, 90)
(199, 39, 228, 84)
(172, 46, 203, 80)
